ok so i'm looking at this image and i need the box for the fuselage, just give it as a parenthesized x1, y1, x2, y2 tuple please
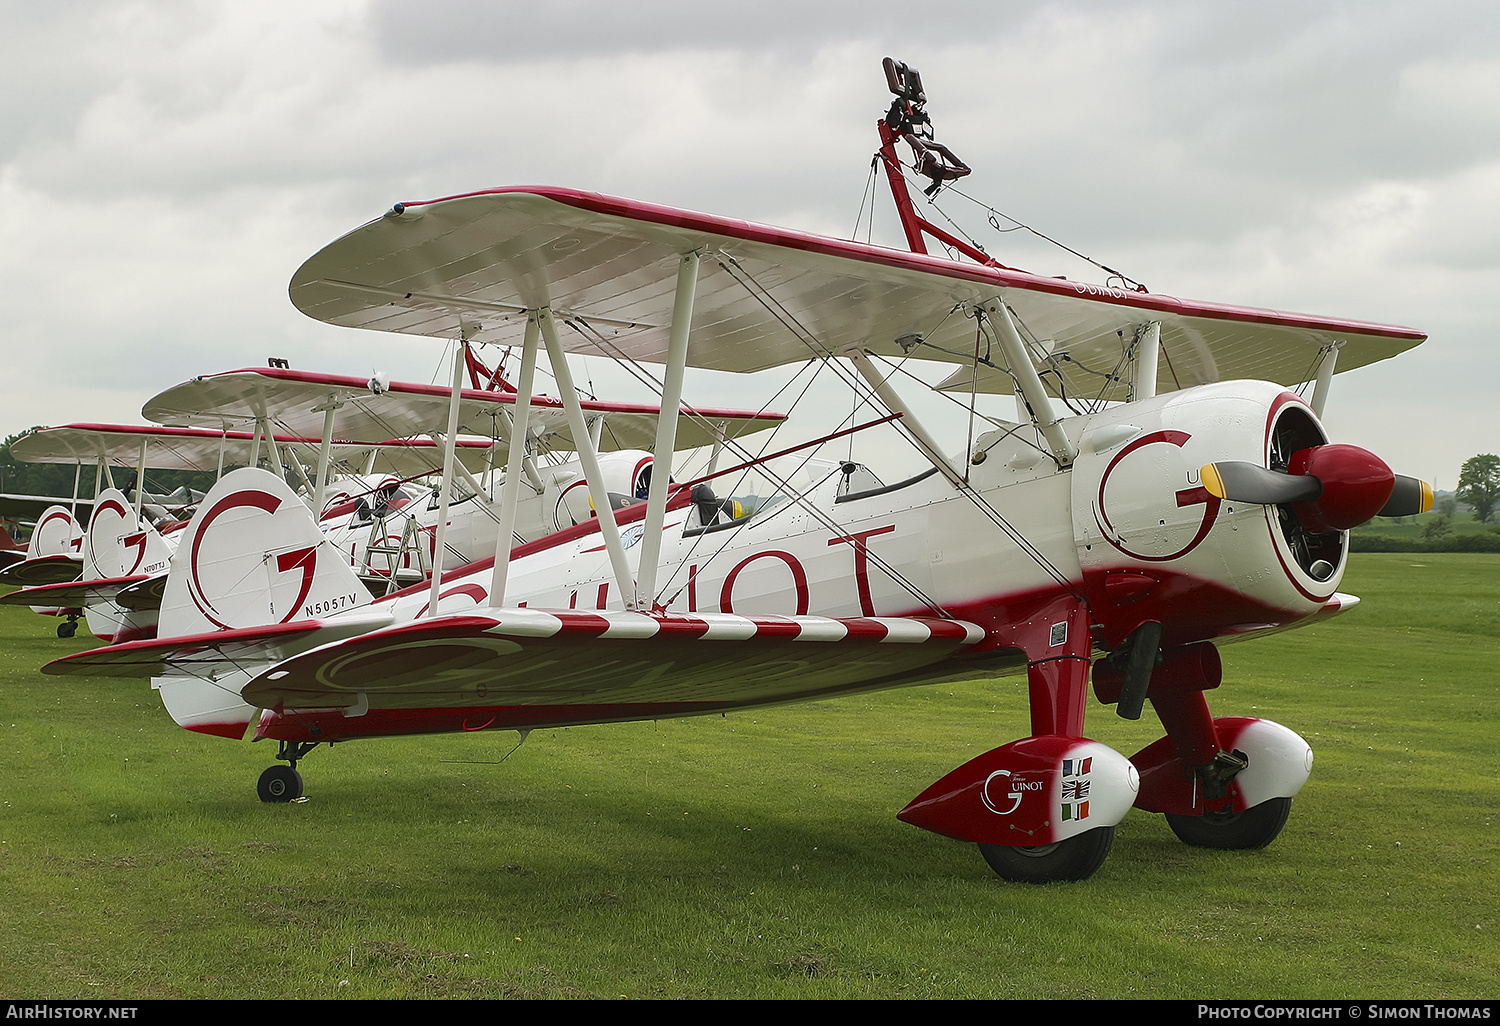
(372, 380, 1340, 649)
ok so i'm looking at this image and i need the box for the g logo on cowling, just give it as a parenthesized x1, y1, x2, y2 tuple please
(1094, 430, 1221, 562)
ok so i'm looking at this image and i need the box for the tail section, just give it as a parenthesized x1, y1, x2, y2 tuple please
(27, 505, 83, 561)
(81, 489, 175, 641)
(84, 489, 174, 581)
(153, 468, 375, 738)
(159, 467, 372, 639)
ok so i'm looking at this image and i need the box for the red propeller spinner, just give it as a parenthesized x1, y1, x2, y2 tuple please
(1201, 444, 1433, 534)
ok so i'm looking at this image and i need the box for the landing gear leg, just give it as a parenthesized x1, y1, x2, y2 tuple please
(257, 740, 319, 803)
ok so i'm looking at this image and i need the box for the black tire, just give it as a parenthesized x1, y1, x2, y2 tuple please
(57, 620, 77, 638)
(977, 827, 1115, 883)
(1166, 797, 1291, 850)
(257, 765, 304, 803)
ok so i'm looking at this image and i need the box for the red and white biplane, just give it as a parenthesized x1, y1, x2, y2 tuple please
(46, 60, 1432, 882)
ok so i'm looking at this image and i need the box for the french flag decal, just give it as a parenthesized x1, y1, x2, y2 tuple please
(1063, 757, 1092, 776)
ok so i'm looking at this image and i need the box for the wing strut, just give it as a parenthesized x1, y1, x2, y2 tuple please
(1310, 341, 1342, 417)
(1134, 321, 1161, 402)
(849, 351, 965, 487)
(311, 394, 341, 515)
(539, 306, 639, 610)
(980, 299, 1076, 467)
(489, 314, 542, 606)
(636, 251, 700, 610)
(426, 338, 470, 617)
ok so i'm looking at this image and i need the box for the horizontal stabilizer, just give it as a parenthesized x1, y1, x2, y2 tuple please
(0, 574, 152, 609)
(42, 609, 395, 679)
(0, 554, 84, 587)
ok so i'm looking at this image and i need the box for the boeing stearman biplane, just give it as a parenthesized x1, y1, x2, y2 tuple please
(46, 60, 1432, 882)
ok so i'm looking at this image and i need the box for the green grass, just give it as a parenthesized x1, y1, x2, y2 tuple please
(1, 554, 1497, 999)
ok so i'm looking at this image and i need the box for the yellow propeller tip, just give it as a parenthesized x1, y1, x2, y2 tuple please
(1200, 463, 1228, 500)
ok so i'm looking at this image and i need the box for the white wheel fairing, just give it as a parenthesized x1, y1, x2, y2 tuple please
(1045, 741, 1139, 843)
(900, 736, 1138, 846)
(1218, 718, 1314, 808)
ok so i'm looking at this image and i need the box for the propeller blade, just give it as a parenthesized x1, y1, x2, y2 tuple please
(1378, 475, 1434, 517)
(1200, 461, 1321, 506)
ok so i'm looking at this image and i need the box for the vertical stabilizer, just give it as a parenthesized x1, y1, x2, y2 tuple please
(27, 505, 83, 561)
(159, 467, 373, 640)
(152, 468, 373, 739)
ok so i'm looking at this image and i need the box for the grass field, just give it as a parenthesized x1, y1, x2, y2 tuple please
(1, 553, 1496, 1000)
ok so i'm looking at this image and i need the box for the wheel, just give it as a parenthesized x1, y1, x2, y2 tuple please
(257, 765, 304, 803)
(56, 620, 77, 638)
(1165, 797, 1291, 850)
(977, 827, 1115, 883)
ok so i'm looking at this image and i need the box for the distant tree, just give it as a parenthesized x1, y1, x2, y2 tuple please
(1422, 514, 1453, 541)
(1457, 454, 1500, 523)
(1436, 494, 1458, 518)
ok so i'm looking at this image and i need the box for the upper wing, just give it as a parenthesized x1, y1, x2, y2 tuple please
(8, 422, 498, 488)
(0, 493, 95, 520)
(241, 608, 994, 717)
(289, 187, 1425, 401)
(143, 366, 784, 454)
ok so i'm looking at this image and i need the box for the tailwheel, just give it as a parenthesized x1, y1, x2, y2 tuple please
(1165, 797, 1291, 850)
(977, 827, 1115, 884)
(257, 765, 304, 803)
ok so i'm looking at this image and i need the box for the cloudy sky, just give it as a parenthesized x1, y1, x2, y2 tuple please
(1, 0, 1493, 488)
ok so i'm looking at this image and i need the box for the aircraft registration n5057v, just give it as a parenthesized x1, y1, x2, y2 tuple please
(48, 59, 1431, 883)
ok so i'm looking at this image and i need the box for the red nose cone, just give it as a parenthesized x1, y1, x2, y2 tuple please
(1288, 444, 1396, 532)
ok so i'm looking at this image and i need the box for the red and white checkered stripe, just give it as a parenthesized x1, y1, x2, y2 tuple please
(472, 608, 985, 645)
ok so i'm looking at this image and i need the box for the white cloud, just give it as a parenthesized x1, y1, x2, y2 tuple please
(0, 0, 1493, 489)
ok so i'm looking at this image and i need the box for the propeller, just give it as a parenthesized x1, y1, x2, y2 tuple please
(1201, 443, 1433, 533)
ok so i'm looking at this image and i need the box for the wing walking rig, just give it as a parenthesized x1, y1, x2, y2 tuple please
(39, 59, 1433, 883)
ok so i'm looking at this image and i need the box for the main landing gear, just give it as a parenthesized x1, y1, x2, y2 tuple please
(56, 615, 80, 638)
(257, 741, 320, 803)
(978, 828, 1116, 884)
(1165, 797, 1292, 850)
(899, 603, 1313, 884)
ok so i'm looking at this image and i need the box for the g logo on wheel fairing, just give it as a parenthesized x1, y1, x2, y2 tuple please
(1093, 430, 1221, 562)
